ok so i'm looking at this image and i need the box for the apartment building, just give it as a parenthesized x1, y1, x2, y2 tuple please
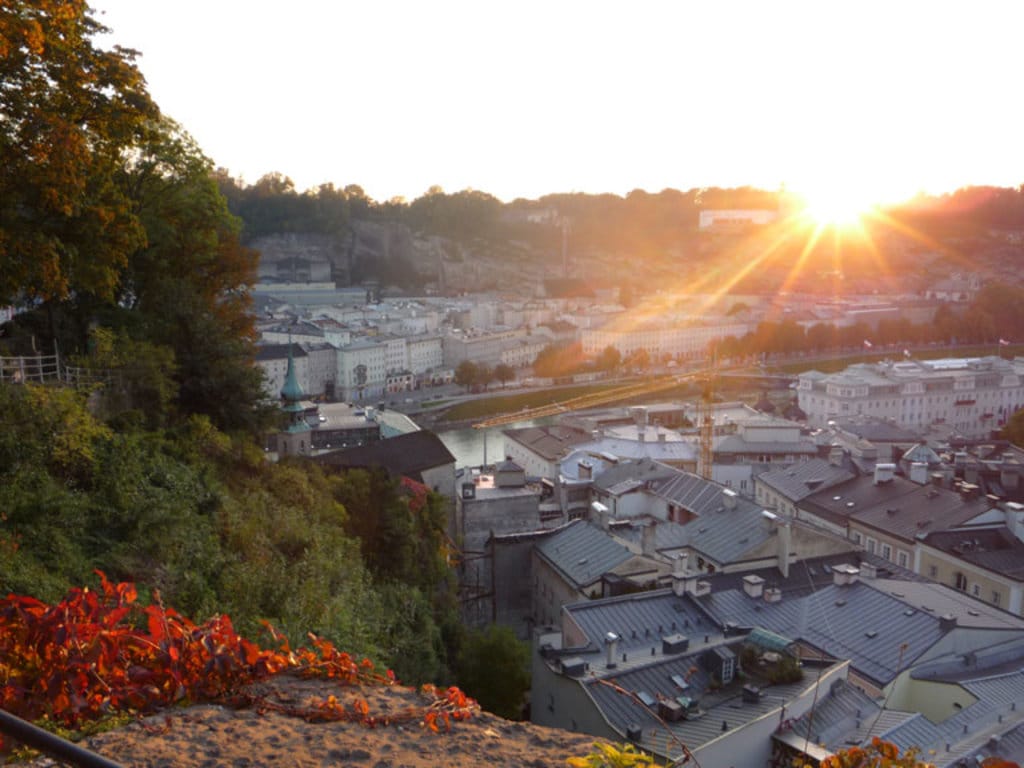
(797, 356, 1024, 438)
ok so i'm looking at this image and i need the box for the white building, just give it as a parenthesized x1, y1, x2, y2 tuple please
(581, 320, 749, 361)
(443, 327, 526, 367)
(797, 356, 1024, 438)
(407, 335, 444, 375)
(698, 208, 778, 230)
(337, 339, 388, 402)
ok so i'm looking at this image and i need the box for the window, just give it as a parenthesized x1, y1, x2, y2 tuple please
(972, 584, 980, 597)
(929, 565, 938, 579)
(897, 551, 909, 568)
(866, 538, 877, 554)
(852, 531, 863, 545)
(955, 572, 968, 591)
(993, 591, 1001, 606)
(881, 544, 892, 561)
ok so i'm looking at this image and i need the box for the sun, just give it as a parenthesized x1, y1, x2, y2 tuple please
(795, 183, 878, 228)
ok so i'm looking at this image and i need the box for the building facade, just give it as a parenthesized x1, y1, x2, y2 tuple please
(797, 356, 1024, 438)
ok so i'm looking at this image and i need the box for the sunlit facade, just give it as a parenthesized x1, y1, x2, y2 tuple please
(797, 356, 1024, 438)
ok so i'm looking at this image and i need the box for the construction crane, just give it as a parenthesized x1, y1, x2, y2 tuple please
(696, 354, 719, 480)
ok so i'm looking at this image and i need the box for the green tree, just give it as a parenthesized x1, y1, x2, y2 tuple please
(0, 1, 157, 305)
(493, 363, 515, 388)
(455, 360, 479, 391)
(1003, 408, 1024, 447)
(455, 624, 530, 719)
(118, 119, 269, 433)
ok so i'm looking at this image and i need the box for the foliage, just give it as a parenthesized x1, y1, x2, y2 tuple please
(0, 573, 477, 752)
(1003, 408, 1024, 447)
(533, 342, 585, 379)
(455, 624, 530, 720)
(493, 363, 515, 387)
(455, 360, 479, 390)
(596, 345, 622, 372)
(816, 738, 933, 768)
(566, 742, 654, 768)
(0, 0, 157, 305)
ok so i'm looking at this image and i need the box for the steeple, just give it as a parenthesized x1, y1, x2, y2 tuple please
(278, 341, 310, 456)
(281, 341, 306, 410)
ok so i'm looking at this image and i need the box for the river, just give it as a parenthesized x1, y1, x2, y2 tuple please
(437, 416, 557, 469)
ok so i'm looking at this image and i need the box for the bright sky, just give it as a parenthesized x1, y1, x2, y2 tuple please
(91, 0, 1023, 204)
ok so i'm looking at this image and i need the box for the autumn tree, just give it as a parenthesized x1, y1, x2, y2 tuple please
(0, 0, 157, 305)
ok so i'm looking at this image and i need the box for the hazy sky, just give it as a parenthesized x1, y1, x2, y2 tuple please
(91, 0, 1023, 204)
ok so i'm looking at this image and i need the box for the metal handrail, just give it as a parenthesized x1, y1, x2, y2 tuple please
(0, 708, 126, 768)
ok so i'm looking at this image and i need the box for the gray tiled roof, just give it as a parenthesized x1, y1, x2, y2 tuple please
(923, 527, 1024, 583)
(535, 520, 635, 588)
(714, 435, 817, 456)
(881, 667, 1024, 765)
(503, 425, 591, 461)
(850, 483, 989, 543)
(758, 459, 856, 503)
(695, 581, 947, 686)
(585, 654, 823, 760)
(564, 590, 715, 656)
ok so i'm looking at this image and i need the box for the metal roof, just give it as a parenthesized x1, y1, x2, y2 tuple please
(582, 648, 822, 761)
(535, 520, 635, 589)
(758, 458, 856, 503)
(696, 581, 947, 686)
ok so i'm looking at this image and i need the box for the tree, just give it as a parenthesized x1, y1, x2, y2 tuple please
(455, 624, 530, 719)
(493, 363, 515, 388)
(1003, 408, 1024, 447)
(454, 360, 478, 391)
(116, 119, 268, 433)
(476, 363, 495, 391)
(596, 345, 622, 372)
(0, 1, 157, 305)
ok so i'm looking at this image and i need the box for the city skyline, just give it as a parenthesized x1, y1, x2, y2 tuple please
(91, 0, 1023, 207)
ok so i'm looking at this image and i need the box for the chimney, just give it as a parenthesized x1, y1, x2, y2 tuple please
(939, 613, 957, 632)
(591, 501, 610, 530)
(874, 463, 896, 485)
(578, 459, 593, 480)
(764, 585, 782, 603)
(909, 462, 929, 485)
(959, 482, 980, 501)
(641, 523, 657, 556)
(743, 574, 765, 598)
(776, 519, 792, 578)
(638, 431, 645, 444)
(1003, 501, 1023, 542)
(859, 562, 877, 580)
(930, 472, 944, 487)
(722, 488, 738, 509)
(832, 563, 860, 586)
(658, 432, 667, 444)
(604, 631, 620, 669)
(828, 445, 845, 466)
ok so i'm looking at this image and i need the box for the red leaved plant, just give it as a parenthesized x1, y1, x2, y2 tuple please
(0, 572, 476, 751)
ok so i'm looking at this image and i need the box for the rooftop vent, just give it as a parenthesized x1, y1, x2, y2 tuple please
(874, 463, 896, 485)
(743, 574, 766, 598)
(662, 634, 690, 655)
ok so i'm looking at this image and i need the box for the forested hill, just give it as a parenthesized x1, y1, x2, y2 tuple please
(218, 173, 1024, 296)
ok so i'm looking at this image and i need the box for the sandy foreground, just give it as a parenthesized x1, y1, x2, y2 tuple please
(20, 674, 601, 768)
